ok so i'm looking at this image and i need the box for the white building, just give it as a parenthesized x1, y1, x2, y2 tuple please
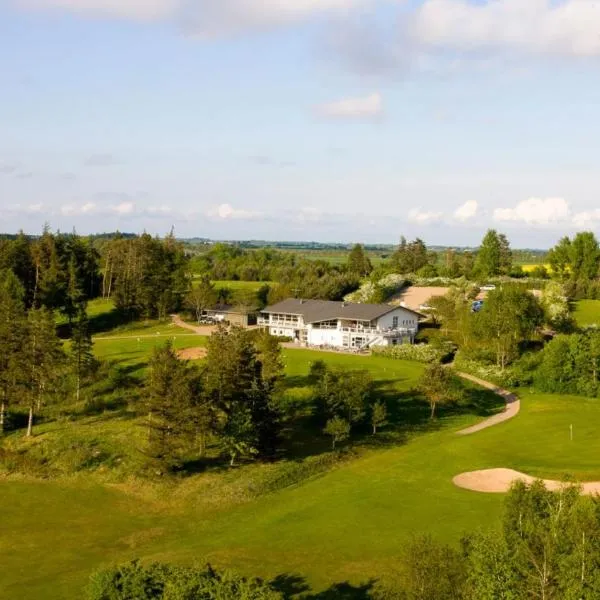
(259, 298, 421, 350)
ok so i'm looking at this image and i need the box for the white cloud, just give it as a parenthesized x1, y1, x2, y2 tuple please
(111, 201, 136, 215)
(61, 202, 97, 216)
(408, 208, 444, 224)
(13, 0, 381, 33)
(186, 0, 382, 37)
(454, 200, 478, 221)
(316, 92, 383, 119)
(493, 197, 571, 225)
(208, 203, 259, 220)
(572, 209, 600, 228)
(412, 0, 600, 57)
(14, 0, 178, 21)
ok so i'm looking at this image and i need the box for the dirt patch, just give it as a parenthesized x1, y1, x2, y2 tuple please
(390, 286, 449, 310)
(176, 347, 207, 361)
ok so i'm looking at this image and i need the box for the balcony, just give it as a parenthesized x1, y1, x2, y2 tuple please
(258, 317, 300, 328)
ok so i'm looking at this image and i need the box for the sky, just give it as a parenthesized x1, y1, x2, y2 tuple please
(1, 1, 600, 247)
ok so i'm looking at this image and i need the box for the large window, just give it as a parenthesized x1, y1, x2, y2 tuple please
(392, 316, 399, 328)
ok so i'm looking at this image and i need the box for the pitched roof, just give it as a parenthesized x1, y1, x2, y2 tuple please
(261, 298, 421, 324)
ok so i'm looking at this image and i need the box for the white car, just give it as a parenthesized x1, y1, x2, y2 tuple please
(480, 284, 496, 292)
(419, 303, 435, 311)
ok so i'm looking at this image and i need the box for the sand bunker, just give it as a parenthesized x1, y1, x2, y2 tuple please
(176, 347, 207, 361)
(453, 468, 600, 495)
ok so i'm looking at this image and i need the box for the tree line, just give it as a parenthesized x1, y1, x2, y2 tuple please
(0, 269, 95, 436)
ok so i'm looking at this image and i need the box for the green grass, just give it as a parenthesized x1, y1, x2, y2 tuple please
(207, 280, 275, 291)
(4, 334, 600, 597)
(573, 299, 600, 327)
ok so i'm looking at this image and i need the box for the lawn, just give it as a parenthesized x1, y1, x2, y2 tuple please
(4, 340, 600, 598)
(573, 299, 600, 327)
(197, 279, 275, 291)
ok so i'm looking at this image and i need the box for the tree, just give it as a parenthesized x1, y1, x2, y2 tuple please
(473, 285, 544, 369)
(0, 270, 27, 433)
(186, 277, 217, 323)
(71, 304, 95, 402)
(323, 416, 350, 449)
(317, 367, 373, 425)
(144, 341, 199, 472)
(419, 364, 455, 419)
(221, 404, 258, 466)
(347, 244, 372, 277)
(371, 400, 388, 434)
(203, 326, 280, 461)
(498, 233, 513, 275)
(474, 229, 503, 279)
(24, 307, 66, 436)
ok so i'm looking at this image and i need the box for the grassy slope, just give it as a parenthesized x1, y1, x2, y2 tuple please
(6, 390, 600, 598)
(573, 299, 600, 327)
(4, 308, 600, 597)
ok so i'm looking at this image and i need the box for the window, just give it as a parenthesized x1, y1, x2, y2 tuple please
(392, 316, 399, 328)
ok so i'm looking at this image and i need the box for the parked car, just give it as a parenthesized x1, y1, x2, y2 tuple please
(471, 300, 484, 312)
(419, 303, 435, 311)
(480, 284, 496, 291)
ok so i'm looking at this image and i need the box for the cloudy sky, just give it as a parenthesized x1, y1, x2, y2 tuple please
(1, 0, 600, 247)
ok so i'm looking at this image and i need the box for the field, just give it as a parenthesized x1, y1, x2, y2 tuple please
(573, 299, 600, 327)
(3, 303, 600, 598)
(210, 280, 275, 291)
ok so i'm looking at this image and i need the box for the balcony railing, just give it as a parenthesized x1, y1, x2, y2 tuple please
(258, 318, 300, 327)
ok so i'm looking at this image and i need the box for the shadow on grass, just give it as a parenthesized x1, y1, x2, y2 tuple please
(270, 573, 376, 599)
(88, 308, 135, 335)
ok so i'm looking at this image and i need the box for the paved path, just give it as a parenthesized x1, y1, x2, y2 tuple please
(454, 372, 520, 435)
(95, 332, 202, 341)
(453, 468, 600, 495)
(451, 374, 600, 494)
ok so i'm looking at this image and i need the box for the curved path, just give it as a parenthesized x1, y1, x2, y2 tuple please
(452, 374, 600, 494)
(454, 469, 600, 495)
(455, 372, 520, 435)
(170, 314, 218, 335)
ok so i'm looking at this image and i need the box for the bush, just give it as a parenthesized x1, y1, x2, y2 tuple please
(88, 561, 282, 600)
(452, 352, 521, 387)
(372, 343, 449, 364)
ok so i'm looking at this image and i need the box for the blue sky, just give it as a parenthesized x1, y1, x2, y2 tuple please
(1, 0, 600, 247)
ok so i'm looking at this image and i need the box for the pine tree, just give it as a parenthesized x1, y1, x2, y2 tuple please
(71, 304, 95, 403)
(144, 341, 199, 472)
(347, 244, 372, 277)
(0, 270, 27, 433)
(24, 307, 65, 436)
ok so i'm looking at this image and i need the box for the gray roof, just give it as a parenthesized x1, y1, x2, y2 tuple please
(261, 298, 421, 324)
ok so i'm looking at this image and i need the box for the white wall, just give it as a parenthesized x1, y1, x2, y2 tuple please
(376, 307, 419, 330)
(307, 328, 344, 347)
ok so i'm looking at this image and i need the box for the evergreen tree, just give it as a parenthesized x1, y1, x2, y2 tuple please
(24, 307, 65, 436)
(71, 304, 95, 403)
(0, 270, 27, 433)
(144, 342, 199, 472)
(347, 244, 372, 277)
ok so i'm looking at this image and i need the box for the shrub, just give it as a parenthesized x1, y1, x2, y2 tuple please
(372, 343, 448, 364)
